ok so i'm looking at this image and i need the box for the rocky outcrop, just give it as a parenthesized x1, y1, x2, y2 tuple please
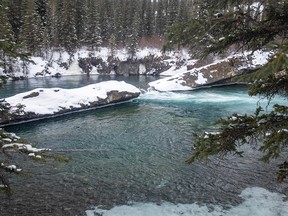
(0, 81, 140, 126)
(149, 51, 271, 91)
(78, 55, 170, 76)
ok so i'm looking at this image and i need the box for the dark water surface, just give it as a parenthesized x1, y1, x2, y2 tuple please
(0, 76, 287, 216)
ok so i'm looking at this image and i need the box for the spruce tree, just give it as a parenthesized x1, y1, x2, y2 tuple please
(0, 0, 31, 84)
(7, 0, 24, 44)
(61, 0, 78, 56)
(167, 0, 179, 26)
(155, 0, 166, 36)
(19, 0, 44, 55)
(99, 0, 113, 43)
(139, 0, 154, 38)
(0, 0, 14, 81)
(85, 0, 102, 50)
(127, 12, 141, 59)
(75, 0, 88, 45)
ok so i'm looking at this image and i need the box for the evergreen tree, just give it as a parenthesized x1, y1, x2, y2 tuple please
(139, 0, 154, 37)
(36, 0, 50, 56)
(112, 0, 125, 43)
(167, 0, 179, 26)
(166, 0, 288, 182)
(155, 0, 166, 36)
(109, 33, 117, 57)
(127, 12, 141, 59)
(0, 0, 15, 83)
(7, 0, 24, 44)
(35, 0, 48, 26)
(19, 0, 44, 55)
(177, 0, 190, 24)
(99, 0, 113, 42)
(64, 0, 78, 55)
(0, 1, 14, 59)
(85, 0, 102, 50)
(75, 0, 88, 44)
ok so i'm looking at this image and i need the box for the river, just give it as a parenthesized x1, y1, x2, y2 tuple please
(1, 75, 287, 216)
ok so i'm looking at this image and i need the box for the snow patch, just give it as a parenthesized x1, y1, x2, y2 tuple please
(2, 143, 50, 153)
(195, 72, 207, 84)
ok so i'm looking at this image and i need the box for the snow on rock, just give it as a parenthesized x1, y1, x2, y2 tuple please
(0, 81, 140, 126)
(2, 47, 194, 78)
(149, 50, 271, 92)
(2, 143, 51, 153)
(1, 163, 22, 172)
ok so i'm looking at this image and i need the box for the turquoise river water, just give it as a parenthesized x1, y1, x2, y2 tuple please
(0, 75, 287, 216)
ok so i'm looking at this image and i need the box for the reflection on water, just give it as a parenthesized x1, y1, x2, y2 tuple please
(1, 76, 287, 216)
(0, 74, 158, 98)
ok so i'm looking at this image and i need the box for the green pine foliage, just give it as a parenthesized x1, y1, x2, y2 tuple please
(166, 0, 288, 182)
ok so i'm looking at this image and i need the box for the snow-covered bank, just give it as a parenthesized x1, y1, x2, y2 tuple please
(149, 50, 272, 91)
(1, 47, 272, 92)
(0, 81, 140, 126)
(86, 187, 288, 216)
(0, 47, 193, 78)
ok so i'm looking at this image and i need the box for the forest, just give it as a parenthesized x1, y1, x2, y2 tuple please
(0, 0, 197, 57)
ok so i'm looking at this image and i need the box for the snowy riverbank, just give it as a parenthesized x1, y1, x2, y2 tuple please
(0, 47, 272, 92)
(0, 47, 193, 78)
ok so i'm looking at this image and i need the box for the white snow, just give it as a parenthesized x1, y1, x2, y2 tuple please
(139, 64, 147, 75)
(251, 50, 272, 66)
(160, 65, 188, 76)
(6, 165, 17, 170)
(3, 81, 140, 115)
(2, 138, 12, 142)
(2, 143, 50, 153)
(28, 153, 35, 157)
(86, 187, 288, 216)
(149, 50, 271, 92)
(149, 76, 194, 92)
(195, 72, 207, 84)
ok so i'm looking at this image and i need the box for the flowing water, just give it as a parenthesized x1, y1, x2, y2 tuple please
(0, 75, 287, 216)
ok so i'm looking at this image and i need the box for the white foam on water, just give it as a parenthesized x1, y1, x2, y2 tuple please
(86, 187, 288, 216)
(140, 90, 257, 104)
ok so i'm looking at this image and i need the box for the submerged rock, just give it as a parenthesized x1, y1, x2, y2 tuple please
(0, 81, 140, 126)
